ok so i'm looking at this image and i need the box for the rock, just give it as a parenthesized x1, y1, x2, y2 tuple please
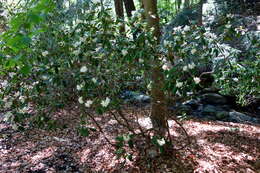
(134, 94, 151, 103)
(183, 99, 200, 109)
(228, 111, 259, 124)
(216, 111, 229, 120)
(121, 91, 151, 104)
(201, 93, 227, 105)
(201, 105, 219, 116)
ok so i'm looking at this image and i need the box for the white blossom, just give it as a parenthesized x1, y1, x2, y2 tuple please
(157, 138, 166, 146)
(139, 58, 144, 63)
(163, 40, 171, 47)
(85, 100, 93, 107)
(176, 81, 183, 88)
(101, 97, 110, 107)
(122, 50, 128, 56)
(183, 25, 190, 32)
(183, 65, 188, 71)
(9, 72, 16, 78)
(162, 61, 172, 71)
(42, 51, 49, 57)
(193, 77, 201, 84)
(92, 78, 97, 83)
(226, 24, 231, 29)
(1, 80, 8, 88)
(150, 14, 156, 19)
(173, 26, 182, 32)
(191, 49, 196, 54)
(188, 62, 195, 70)
(76, 84, 84, 90)
(233, 78, 239, 82)
(80, 66, 87, 73)
(78, 97, 84, 104)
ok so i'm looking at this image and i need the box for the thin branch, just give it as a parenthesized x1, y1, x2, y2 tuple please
(83, 109, 115, 147)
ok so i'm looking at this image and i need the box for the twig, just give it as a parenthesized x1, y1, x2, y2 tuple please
(116, 108, 137, 135)
(171, 116, 191, 150)
(109, 110, 136, 135)
(83, 109, 115, 147)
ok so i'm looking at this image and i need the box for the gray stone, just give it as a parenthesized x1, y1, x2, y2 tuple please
(133, 94, 151, 103)
(216, 111, 229, 120)
(201, 93, 227, 105)
(183, 99, 200, 109)
(201, 105, 219, 116)
(228, 111, 259, 124)
(121, 91, 151, 103)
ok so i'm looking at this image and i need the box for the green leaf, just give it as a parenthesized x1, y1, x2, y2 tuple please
(20, 64, 32, 75)
(128, 140, 134, 149)
(4, 59, 17, 69)
(127, 154, 133, 161)
(28, 12, 42, 25)
(78, 127, 89, 137)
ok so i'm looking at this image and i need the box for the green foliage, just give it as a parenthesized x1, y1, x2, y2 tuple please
(0, 0, 259, 141)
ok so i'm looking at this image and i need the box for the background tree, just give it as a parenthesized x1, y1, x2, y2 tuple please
(123, 0, 136, 17)
(114, 0, 125, 32)
(142, 0, 168, 137)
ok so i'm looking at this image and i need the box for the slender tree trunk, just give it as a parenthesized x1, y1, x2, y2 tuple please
(198, 0, 203, 25)
(142, 0, 168, 137)
(184, 0, 190, 8)
(114, 0, 125, 32)
(123, 0, 136, 17)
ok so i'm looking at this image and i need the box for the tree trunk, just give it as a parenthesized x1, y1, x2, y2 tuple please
(123, 0, 136, 17)
(142, 0, 168, 137)
(184, 0, 190, 8)
(198, 0, 203, 25)
(114, 0, 125, 32)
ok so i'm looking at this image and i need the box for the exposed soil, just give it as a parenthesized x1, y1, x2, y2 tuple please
(0, 105, 259, 173)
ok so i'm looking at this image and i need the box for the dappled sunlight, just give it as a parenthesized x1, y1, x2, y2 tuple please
(137, 116, 153, 129)
(180, 120, 260, 172)
(31, 146, 57, 164)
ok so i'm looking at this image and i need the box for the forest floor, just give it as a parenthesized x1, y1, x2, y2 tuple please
(0, 105, 260, 173)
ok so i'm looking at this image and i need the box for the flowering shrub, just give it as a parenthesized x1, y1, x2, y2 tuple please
(0, 0, 259, 139)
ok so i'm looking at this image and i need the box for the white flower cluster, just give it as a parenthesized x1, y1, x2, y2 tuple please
(157, 138, 166, 146)
(183, 62, 195, 71)
(162, 61, 173, 71)
(176, 81, 183, 88)
(42, 51, 49, 57)
(193, 77, 201, 84)
(80, 66, 87, 73)
(101, 97, 110, 107)
(78, 96, 111, 108)
(163, 40, 172, 47)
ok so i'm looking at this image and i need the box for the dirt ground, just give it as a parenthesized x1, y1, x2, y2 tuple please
(0, 106, 259, 173)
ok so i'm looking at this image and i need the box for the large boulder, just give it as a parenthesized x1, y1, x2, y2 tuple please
(200, 93, 227, 105)
(228, 111, 259, 123)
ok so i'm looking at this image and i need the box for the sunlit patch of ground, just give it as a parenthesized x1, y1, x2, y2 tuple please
(0, 106, 259, 172)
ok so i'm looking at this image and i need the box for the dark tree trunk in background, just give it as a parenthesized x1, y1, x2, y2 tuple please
(114, 0, 125, 32)
(177, 0, 182, 10)
(198, 0, 203, 25)
(142, 0, 168, 137)
(123, 0, 136, 17)
(184, 0, 190, 8)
